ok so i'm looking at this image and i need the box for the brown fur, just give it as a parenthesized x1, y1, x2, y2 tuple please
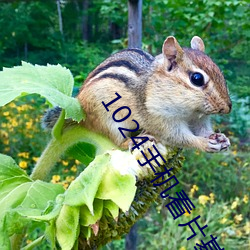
(77, 36, 232, 152)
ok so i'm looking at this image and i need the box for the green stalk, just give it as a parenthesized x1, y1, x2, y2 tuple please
(10, 234, 23, 250)
(13, 123, 117, 249)
(30, 125, 118, 181)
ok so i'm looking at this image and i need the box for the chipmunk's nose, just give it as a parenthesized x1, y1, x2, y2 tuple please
(219, 101, 232, 114)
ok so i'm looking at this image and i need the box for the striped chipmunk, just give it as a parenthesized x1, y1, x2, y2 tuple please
(43, 36, 232, 153)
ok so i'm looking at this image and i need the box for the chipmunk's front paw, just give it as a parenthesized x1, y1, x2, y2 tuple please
(206, 133, 230, 152)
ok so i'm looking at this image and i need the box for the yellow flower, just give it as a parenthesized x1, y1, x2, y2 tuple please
(75, 159, 81, 165)
(19, 161, 28, 169)
(62, 160, 69, 166)
(26, 121, 33, 129)
(198, 195, 210, 206)
(51, 175, 61, 183)
(244, 221, 250, 234)
(234, 214, 243, 224)
(231, 198, 240, 209)
(195, 150, 200, 155)
(232, 150, 237, 156)
(220, 217, 227, 224)
(221, 162, 228, 167)
(0, 130, 8, 138)
(11, 119, 18, 127)
(180, 247, 186, 250)
(18, 152, 30, 159)
(3, 138, 9, 145)
(4, 147, 10, 152)
(235, 157, 242, 163)
(190, 184, 199, 197)
(66, 176, 75, 182)
(209, 193, 215, 204)
(243, 195, 248, 204)
(17, 105, 31, 112)
(71, 165, 77, 172)
(32, 157, 39, 163)
(221, 232, 227, 238)
(194, 239, 201, 245)
(184, 209, 191, 217)
(236, 229, 243, 237)
(3, 111, 9, 116)
(63, 182, 69, 189)
(9, 102, 16, 108)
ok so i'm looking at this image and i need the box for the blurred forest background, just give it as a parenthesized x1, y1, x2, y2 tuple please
(0, 0, 249, 249)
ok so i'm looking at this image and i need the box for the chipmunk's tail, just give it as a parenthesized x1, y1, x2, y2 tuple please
(41, 106, 62, 130)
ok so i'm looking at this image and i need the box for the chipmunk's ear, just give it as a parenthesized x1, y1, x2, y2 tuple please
(162, 36, 184, 63)
(191, 36, 205, 52)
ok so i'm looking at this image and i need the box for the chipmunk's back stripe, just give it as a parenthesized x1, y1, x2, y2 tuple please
(91, 60, 140, 79)
(125, 48, 154, 62)
(96, 73, 130, 85)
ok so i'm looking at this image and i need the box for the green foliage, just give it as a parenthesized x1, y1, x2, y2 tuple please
(217, 97, 250, 139)
(0, 154, 64, 249)
(61, 42, 110, 86)
(0, 0, 248, 100)
(136, 196, 249, 250)
(0, 62, 84, 121)
(142, 0, 250, 99)
(0, 1, 249, 249)
(66, 142, 96, 165)
(0, 137, 174, 249)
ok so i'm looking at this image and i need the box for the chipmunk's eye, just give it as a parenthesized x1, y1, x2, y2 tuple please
(190, 72, 204, 87)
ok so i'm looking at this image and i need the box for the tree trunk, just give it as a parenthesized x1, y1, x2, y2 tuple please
(128, 0, 142, 49)
(82, 0, 89, 41)
(56, 0, 63, 36)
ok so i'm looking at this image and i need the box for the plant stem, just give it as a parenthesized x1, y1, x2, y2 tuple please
(11, 127, 117, 249)
(30, 126, 118, 181)
(10, 232, 25, 250)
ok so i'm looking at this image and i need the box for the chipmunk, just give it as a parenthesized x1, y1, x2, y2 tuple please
(43, 36, 232, 153)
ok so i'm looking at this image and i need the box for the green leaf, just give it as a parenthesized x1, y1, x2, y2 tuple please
(27, 197, 63, 222)
(0, 62, 85, 122)
(0, 176, 32, 201)
(103, 200, 119, 219)
(0, 231, 10, 250)
(96, 166, 136, 212)
(3, 210, 30, 237)
(0, 182, 32, 247)
(56, 205, 80, 250)
(80, 226, 92, 240)
(0, 154, 65, 243)
(65, 142, 96, 165)
(0, 154, 30, 181)
(20, 181, 64, 213)
(21, 235, 45, 250)
(52, 109, 65, 139)
(45, 220, 56, 249)
(79, 199, 103, 226)
(0, 182, 32, 217)
(1, 182, 64, 238)
(64, 153, 110, 213)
